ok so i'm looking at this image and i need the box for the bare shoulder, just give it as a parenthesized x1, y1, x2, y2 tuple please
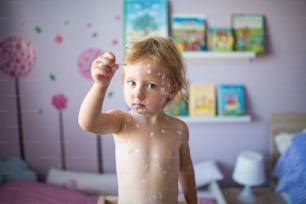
(168, 115, 187, 127)
(165, 115, 189, 137)
(102, 109, 131, 134)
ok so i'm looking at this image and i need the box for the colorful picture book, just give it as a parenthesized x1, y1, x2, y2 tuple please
(123, 0, 169, 46)
(171, 15, 207, 52)
(217, 84, 245, 116)
(231, 14, 264, 55)
(167, 93, 188, 116)
(207, 27, 234, 52)
(189, 84, 216, 117)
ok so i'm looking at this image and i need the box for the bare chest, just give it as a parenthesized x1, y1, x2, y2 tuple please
(114, 120, 184, 173)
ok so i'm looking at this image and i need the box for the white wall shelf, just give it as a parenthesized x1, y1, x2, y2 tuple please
(177, 115, 251, 123)
(182, 51, 256, 60)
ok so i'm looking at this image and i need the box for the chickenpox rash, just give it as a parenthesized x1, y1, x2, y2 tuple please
(146, 68, 152, 75)
(153, 153, 159, 159)
(148, 192, 163, 202)
(156, 163, 162, 170)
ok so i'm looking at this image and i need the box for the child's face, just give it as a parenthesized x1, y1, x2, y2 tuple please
(123, 61, 175, 114)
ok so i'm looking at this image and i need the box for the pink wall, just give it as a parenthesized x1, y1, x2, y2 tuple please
(0, 0, 305, 186)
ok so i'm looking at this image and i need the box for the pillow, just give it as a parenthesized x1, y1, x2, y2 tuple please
(47, 168, 117, 195)
(0, 157, 37, 184)
(274, 132, 296, 154)
(179, 160, 223, 192)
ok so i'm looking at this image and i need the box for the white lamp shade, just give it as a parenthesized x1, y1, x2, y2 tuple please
(232, 151, 265, 186)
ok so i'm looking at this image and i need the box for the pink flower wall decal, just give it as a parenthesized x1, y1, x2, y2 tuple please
(77, 48, 103, 80)
(0, 36, 36, 78)
(54, 34, 64, 44)
(112, 39, 119, 46)
(51, 93, 68, 169)
(115, 15, 121, 21)
(52, 93, 68, 111)
(0, 36, 37, 160)
(86, 23, 93, 29)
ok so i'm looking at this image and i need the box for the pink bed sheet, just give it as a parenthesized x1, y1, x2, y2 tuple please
(0, 180, 99, 204)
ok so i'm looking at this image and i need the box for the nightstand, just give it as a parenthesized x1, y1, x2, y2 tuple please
(222, 187, 287, 204)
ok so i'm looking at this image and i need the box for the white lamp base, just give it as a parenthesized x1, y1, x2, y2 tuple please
(238, 186, 256, 203)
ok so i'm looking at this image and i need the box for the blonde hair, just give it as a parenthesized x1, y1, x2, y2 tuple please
(123, 36, 188, 102)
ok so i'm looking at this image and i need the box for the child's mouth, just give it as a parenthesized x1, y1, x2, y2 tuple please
(132, 103, 145, 109)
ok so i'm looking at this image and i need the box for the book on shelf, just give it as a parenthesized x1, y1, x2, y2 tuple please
(167, 93, 188, 116)
(123, 0, 168, 46)
(217, 84, 245, 116)
(171, 14, 207, 52)
(231, 13, 264, 55)
(207, 27, 234, 52)
(189, 84, 216, 117)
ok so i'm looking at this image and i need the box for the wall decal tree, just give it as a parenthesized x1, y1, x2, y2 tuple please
(0, 35, 37, 160)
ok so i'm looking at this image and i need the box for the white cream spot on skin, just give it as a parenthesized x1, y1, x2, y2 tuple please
(135, 65, 141, 70)
(150, 131, 154, 137)
(160, 88, 168, 98)
(161, 129, 165, 134)
(140, 178, 147, 183)
(135, 148, 141, 154)
(135, 199, 142, 204)
(156, 163, 162, 170)
(176, 130, 182, 136)
(161, 80, 166, 86)
(149, 192, 163, 201)
(146, 68, 152, 74)
(153, 153, 159, 159)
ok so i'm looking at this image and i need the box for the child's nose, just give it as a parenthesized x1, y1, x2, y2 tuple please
(134, 86, 145, 100)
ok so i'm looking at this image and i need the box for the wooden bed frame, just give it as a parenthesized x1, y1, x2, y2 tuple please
(270, 112, 306, 167)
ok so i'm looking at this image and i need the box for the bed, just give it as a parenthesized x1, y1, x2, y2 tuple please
(270, 112, 306, 204)
(0, 180, 100, 204)
(0, 159, 226, 204)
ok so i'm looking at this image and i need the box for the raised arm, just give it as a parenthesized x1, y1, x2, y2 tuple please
(78, 52, 121, 135)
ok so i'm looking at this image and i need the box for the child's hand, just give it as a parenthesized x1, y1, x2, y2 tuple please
(91, 52, 119, 87)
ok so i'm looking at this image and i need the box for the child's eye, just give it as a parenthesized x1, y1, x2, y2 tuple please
(146, 83, 157, 89)
(127, 80, 136, 87)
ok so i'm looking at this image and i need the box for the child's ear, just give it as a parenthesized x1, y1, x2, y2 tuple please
(168, 84, 179, 100)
